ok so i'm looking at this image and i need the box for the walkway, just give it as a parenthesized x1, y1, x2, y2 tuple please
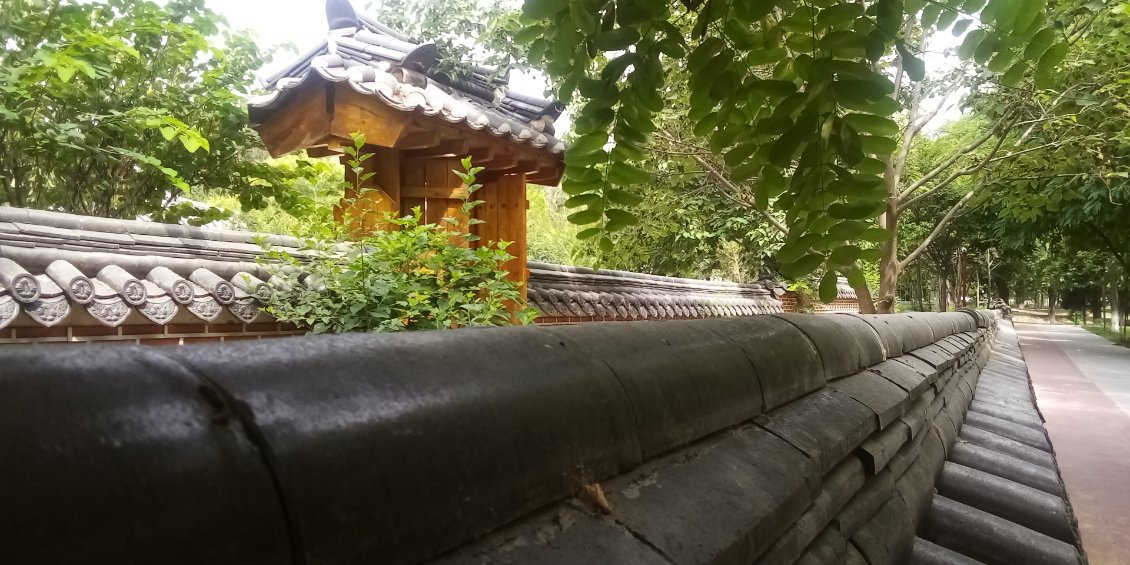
(1015, 323, 1130, 564)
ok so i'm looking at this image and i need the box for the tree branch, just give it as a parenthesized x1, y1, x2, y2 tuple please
(899, 188, 979, 271)
(897, 119, 1002, 200)
(898, 129, 1009, 213)
(688, 151, 790, 235)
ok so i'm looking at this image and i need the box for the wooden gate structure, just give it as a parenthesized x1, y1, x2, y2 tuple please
(248, 0, 566, 290)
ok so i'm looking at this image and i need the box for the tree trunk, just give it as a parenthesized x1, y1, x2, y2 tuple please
(1112, 281, 1122, 333)
(915, 262, 926, 311)
(1046, 287, 1056, 321)
(876, 196, 900, 313)
(850, 273, 877, 314)
(937, 274, 948, 312)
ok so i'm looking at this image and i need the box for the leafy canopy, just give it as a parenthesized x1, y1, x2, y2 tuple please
(0, 0, 320, 222)
(517, 0, 1068, 283)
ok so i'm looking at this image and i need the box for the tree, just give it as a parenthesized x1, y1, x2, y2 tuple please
(0, 0, 318, 223)
(985, 6, 1130, 328)
(518, 0, 1074, 311)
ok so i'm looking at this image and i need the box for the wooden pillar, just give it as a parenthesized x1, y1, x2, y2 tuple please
(475, 173, 528, 294)
(335, 145, 401, 235)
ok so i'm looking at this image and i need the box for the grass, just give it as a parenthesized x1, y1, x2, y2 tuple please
(1080, 322, 1130, 348)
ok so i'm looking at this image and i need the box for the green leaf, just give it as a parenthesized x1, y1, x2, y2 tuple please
(523, 0, 567, 20)
(514, 25, 545, 44)
(1023, 28, 1057, 61)
(570, 1, 598, 33)
(987, 49, 1015, 73)
(819, 270, 839, 303)
(842, 269, 865, 293)
(604, 208, 639, 231)
(755, 167, 787, 209)
(859, 227, 890, 242)
(593, 27, 641, 51)
(818, 3, 865, 29)
(859, 248, 883, 261)
(973, 32, 999, 64)
(607, 188, 645, 205)
(781, 253, 825, 278)
(770, 117, 813, 166)
(179, 135, 202, 153)
(829, 201, 884, 219)
(564, 193, 602, 208)
(576, 227, 602, 240)
(734, 0, 777, 22)
(725, 141, 760, 167)
(567, 132, 609, 156)
(856, 158, 888, 174)
(828, 220, 870, 239)
(843, 114, 900, 137)
(830, 245, 863, 264)
(1034, 42, 1068, 89)
(958, 29, 988, 60)
(732, 160, 761, 183)
(865, 29, 886, 62)
(599, 236, 615, 252)
(1001, 61, 1026, 86)
(859, 135, 897, 154)
(897, 41, 926, 81)
(567, 207, 604, 225)
(921, 4, 941, 28)
(952, 19, 973, 36)
(747, 79, 797, 98)
(608, 162, 650, 185)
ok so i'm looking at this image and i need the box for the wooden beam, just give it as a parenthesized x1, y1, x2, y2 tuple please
(305, 137, 350, 158)
(253, 81, 332, 158)
(480, 149, 519, 170)
(527, 159, 564, 185)
(329, 84, 412, 148)
(395, 129, 441, 150)
(402, 139, 471, 159)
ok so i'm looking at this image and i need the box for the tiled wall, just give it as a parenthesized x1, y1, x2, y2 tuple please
(0, 322, 305, 346)
(534, 296, 860, 324)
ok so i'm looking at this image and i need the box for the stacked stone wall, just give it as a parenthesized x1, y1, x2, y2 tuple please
(0, 309, 998, 564)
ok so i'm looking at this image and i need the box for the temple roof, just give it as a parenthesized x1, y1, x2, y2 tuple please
(249, 1, 566, 156)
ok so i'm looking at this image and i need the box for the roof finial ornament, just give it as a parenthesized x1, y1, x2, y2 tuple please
(326, 0, 360, 33)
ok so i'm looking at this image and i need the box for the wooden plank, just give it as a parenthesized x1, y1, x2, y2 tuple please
(495, 174, 528, 291)
(401, 158, 425, 188)
(473, 180, 499, 248)
(424, 197, 448, 226)
(334, 146, 401, 235)
(401, 196, 426, 220)
(396, 129, 441, 150)
(403, 139, 469, 159)
(400, 185, 469, 200)
(424, 158, 457, 189)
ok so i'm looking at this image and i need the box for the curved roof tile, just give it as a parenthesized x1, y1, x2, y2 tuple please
(0, 208, 787, 330)
(250, 4, 565, 156)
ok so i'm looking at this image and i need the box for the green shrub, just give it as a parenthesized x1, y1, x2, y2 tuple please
(259, 134, 535, 333)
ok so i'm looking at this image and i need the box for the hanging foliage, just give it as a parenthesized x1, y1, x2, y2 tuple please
(517, 0, 1067, 283)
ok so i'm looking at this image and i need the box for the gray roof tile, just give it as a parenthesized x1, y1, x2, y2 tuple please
(249, 3, 565, 155)
(0, 206, 787, 328)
